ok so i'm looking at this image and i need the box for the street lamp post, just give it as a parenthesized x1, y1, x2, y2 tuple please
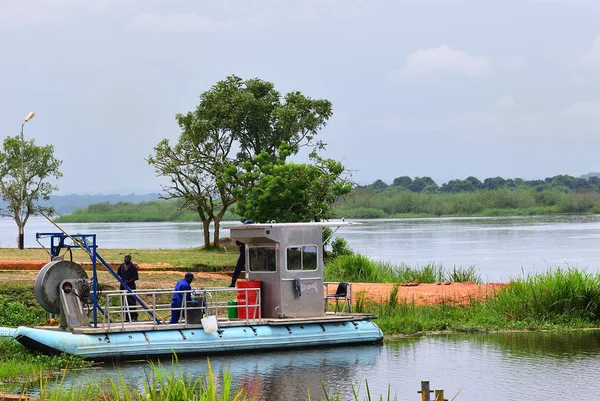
(18, 111, 35, 250)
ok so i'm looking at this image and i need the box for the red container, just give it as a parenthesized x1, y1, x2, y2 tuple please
(236, 280, 261, 319)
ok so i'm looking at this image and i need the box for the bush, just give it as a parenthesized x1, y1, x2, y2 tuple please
(331, 236, 352, 258)
(0, 295, 46, 326)
(335, 207, 386, 218)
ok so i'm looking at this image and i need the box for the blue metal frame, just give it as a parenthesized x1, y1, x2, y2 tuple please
(35, 232, 162, 327)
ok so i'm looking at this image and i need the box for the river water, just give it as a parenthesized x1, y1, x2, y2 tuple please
(3, 215, 600, 282)
(7, 330, 599, 400)
(2, 215, 600, 399)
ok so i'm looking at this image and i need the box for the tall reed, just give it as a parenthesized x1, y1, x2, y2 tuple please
(32, 357, 246, 401)
(324, 254, 479, 284)
(490, 268, 600, 322)
(369, 267, 600, 335)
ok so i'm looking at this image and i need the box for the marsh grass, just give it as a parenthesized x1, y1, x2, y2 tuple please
(30, 357, 246, 401)
(371, 268, 600, 335)
(490, 268, 600, 322)
(31, 358, 410, 401)
(324, 254, 480, 284)
(444, 265, 481, 284)
(353, 291, 368, 313)
(315, 379, 397, 401)
(0, 338, 90, 383)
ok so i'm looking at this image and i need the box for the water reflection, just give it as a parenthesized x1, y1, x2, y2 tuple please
(10, 330, 600, 400)
(17, 345, 383, 401)
(466, 329, 600, 375)
(382, 330, 600, 400)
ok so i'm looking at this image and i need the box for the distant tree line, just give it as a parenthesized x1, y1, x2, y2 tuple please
(363, 173, 600, 194)
(335, 173, 600, 218)
(60, 173, 600, 222)
(56, 199, 241, 223)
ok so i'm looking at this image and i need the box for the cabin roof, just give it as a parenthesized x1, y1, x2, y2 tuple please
(229, 221, 356, 230)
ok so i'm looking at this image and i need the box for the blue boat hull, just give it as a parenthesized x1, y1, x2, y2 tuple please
(0, 326, 16, 338)
(14, 320, 383, 360)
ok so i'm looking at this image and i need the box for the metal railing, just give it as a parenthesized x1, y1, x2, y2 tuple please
(94, 286, 262, 332)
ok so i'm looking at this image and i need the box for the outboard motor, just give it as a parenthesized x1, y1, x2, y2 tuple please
(35, 260, 92, 329)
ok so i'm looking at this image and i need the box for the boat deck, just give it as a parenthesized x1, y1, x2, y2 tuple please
(38, 313, 378, 334)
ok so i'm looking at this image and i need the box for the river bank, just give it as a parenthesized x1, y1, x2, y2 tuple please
(0, 262, 504, 306)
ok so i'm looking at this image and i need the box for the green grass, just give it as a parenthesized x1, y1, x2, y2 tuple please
(33, 357, 409, 401)
(0, 294, 46, 326)
(0, 338, 90, 383)
(444, 265, 481, 284)
(372, 268, 600, 335)
(8, 357, 246, 401)
(0, 247, 239, 271)
(324, 254, 481, 284)
(490, 267, 600, 322)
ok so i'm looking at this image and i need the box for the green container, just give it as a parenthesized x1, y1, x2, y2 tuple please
(227, 300, 238, 319)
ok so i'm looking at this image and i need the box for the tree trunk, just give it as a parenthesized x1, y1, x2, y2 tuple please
(14, 214, 24, 249)
(201, 218, 211, 249)
(213, 217, 221, 248)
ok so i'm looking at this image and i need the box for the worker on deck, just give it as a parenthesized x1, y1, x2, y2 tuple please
(229, 219, 253, 287)
(170, 272, 195, 324)
(117, 253, 139, 322)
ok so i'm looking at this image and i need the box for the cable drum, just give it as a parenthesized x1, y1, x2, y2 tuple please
(35, 260, 88, 314)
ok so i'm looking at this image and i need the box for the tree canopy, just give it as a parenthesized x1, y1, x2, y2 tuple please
(148, 75, 346, 247)
(362, 173, 600, 194)
(227, 146, 352, 222)
(0, 135, 62, 247)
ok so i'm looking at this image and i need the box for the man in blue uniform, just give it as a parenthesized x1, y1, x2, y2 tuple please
(170, 272, 195, 324)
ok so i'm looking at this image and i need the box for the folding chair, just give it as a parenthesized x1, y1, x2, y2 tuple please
(325, 282, 350, 313)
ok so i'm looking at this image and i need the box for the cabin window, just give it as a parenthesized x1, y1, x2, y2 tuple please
(248, 246, 277, 272)
(286, 245, 318, 271)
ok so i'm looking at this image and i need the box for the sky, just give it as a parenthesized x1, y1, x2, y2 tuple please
(1, 0, 600, 195)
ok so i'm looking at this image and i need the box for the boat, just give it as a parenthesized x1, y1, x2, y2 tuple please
(0, 327, 16, 338)
(10, 222, 383, 359)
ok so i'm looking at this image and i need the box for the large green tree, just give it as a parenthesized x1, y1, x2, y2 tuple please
(148, 75, 335, 247)
(0, 136, 62, 248)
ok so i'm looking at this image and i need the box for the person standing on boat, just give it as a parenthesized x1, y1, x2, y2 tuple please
(117, 253, 139, 322)
(170, 272, 195, 324)
(229, 220, 253, 287)
(229, 240, 245, 287)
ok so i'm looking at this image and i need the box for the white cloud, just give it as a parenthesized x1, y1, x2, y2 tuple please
(396, 45, 493, 78)
(499, 57, 524, 71)
(128, 13, 229, 34)
(0, 0, 111, 29)
(496, 95, 516, 110)
(564, 99, 600, 116)
(377, 97, 600, 142)
(127, 10, 279, 34)
(461, 98, 600, 140)
(582, 33, 600, 65)
(528, 0, 600, 4)
(0, 3, 62, 26)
